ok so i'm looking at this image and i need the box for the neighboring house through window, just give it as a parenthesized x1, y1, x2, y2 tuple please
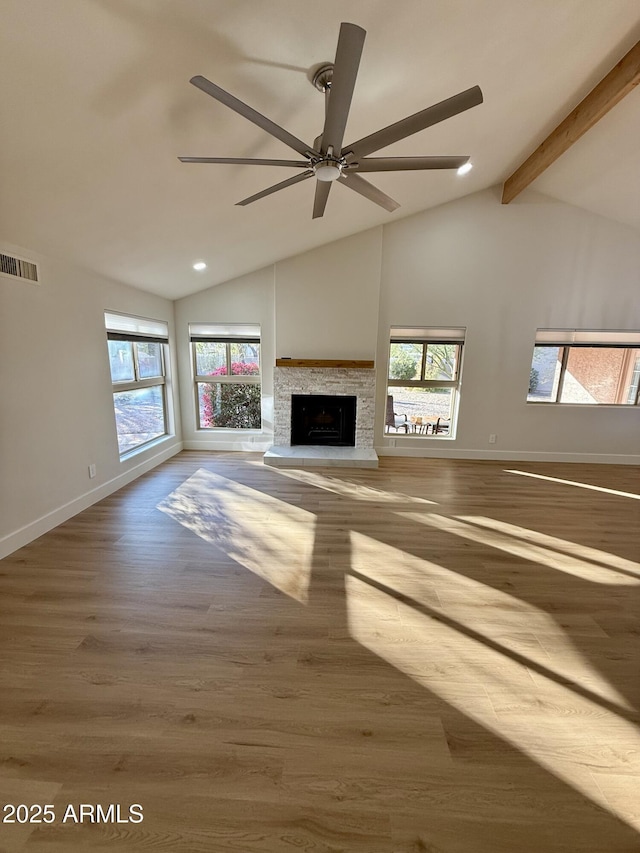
(528, 330, 640, 405)
(387, 327, 465, 436)
(190, 323, 261, 429)
(105, 311, 170, 455)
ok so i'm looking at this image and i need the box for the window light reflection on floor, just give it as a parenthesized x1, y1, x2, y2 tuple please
(347, 530, 632, 713)
(399, 512, 639, 586)
(458, 515, 640, 579)
(346, 531, 640, 830)
(505, 469, 640, 500)
(274, 467, 437, 505)
(157, 468, 315, 602)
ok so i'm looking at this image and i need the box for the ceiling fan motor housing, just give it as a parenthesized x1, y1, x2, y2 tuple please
(313, 158, 344, 181)
(312, 63, 334, 93)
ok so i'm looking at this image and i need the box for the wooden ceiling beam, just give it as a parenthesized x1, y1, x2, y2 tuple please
(502, 39, 640, 204)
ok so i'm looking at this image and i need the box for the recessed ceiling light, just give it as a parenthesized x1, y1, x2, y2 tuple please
(193, 261, 207, 271)
(457, 162, 473, 176)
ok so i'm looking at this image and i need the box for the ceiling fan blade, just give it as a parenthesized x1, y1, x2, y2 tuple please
(190, 76, 317, 158)
(312, 181, 332, 219)
(179, 157, 309, 167)
(354, 155, 470, 172)
(339, 172, 400, 212)
(321, 23, 366, 155)
(236, 170, 314, 207)
(344, 86, 483, 159)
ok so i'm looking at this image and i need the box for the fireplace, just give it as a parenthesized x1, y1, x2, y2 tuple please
(291, 394, 357, 446)
(272, 364, 376, 450)
(267, 364, 378, 467)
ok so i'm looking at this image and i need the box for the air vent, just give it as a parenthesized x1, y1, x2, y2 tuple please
(0, 252, 39, 284)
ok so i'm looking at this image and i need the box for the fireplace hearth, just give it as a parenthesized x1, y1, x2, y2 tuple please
(291, 394, 356, 446)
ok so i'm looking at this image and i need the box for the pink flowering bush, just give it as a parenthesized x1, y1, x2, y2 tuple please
(200, 362, 261, 428)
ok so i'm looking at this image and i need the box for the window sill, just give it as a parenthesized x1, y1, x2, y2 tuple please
(385, 432, 454, 440)
(196, 427, 264, 434)
(119, 434, 173, 461)
(526, 402, 638, 408)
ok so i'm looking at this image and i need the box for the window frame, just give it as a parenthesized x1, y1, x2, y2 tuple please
(386, 329, 465, 438)
(109, 338, 167, 394)
(190, 331, 262, 431)
(387, 338, 463, 391)
(105, 313, 170, 456)
(527, 330, 640, 406)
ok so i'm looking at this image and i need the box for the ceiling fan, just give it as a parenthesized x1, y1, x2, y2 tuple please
(179, 22, 483, 219)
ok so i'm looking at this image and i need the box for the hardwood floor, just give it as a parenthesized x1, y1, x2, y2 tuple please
(1, 452, 639, 852)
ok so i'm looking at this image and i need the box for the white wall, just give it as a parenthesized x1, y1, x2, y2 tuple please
(0, 244, 182, 558)
(174, 266, 275, 450)
(377, 188, 640, 461)
(275, 228, 383, 360)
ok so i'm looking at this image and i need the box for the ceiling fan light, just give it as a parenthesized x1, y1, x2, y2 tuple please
(314, 161, 342, 182)
(193, 261, 207, 271)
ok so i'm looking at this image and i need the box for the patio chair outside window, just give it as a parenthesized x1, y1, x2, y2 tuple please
(386, 395, 408, 433)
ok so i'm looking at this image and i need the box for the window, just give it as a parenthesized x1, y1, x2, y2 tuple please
(387, 327, 465, 436)
(105, 312, 170, 455)
(190, 323, 261, 429)
(527, 330, 640, 405)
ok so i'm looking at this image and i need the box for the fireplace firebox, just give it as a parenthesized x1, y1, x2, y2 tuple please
(291, 394, 357, 446)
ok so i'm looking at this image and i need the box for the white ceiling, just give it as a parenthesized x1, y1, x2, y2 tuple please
(1, 0, 639, 299)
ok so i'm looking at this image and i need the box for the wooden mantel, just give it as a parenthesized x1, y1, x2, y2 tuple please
(275, 358, 374, 369)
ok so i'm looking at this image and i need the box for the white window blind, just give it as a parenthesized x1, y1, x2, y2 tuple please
(105, 311, 168, 341)
(534, 329, 640, 346)
(390, 326, 466, 342)
(189, 322, 260, 342)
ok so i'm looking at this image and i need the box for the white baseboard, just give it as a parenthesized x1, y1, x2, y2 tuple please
(183, 439, 272, 452)
(0, 440, 183, 560)
(377, 446, 640, 466)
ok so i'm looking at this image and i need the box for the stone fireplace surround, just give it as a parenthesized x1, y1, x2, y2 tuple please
(264, 362, 378, 468)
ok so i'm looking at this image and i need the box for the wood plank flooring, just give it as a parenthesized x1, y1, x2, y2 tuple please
(0, 452, 639, 852)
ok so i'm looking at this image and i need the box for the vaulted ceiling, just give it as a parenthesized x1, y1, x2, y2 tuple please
(1, 0, 639, 299)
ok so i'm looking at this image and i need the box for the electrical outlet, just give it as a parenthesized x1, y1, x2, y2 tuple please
(489, 434, 497, 444)
(389, 438, 396, 448)
(88, 464, 97, 479)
